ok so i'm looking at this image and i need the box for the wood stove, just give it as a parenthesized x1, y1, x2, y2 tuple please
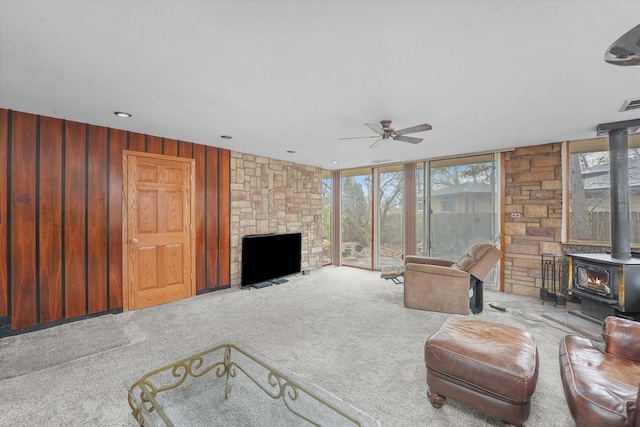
(568, 119, 640, 322)
(568, 253, 640, 321)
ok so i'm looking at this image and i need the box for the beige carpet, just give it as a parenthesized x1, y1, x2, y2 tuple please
(0, 315, 130, 381)
(0, 266, 581, 426)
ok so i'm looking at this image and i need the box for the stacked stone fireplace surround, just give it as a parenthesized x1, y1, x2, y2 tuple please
(503, 143, 564, 298)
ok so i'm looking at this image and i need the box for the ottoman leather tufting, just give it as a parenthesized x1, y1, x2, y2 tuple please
(425, 315, 539, 427)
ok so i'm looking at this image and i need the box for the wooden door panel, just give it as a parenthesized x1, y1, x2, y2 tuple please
(137, 164, 159, 183)
(134, 284, 187, 310)
(136, 246, 158, 290)
(136, 190, 158, 233)
(164, 244, 184, 285)
(165, 166, 185, 185)
(165, 191, 184, 232)
(124, 151, 195, 311)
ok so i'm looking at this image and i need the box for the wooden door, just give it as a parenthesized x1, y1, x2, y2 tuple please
(122, 151, 195, 311)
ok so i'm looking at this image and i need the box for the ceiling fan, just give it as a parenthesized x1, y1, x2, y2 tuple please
(340, 120, 432, 148)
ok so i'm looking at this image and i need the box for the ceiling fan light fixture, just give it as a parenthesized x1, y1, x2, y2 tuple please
(342, 120, 432, 148)
(604, 23, 640, 67)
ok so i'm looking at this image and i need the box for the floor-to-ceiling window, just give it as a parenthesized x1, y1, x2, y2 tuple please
(416, 154, 498, 284)
(335, 155, 497, 280)
(341, 168, 373, 268)
(322, 170, 332, 265)
(416, 163, 427, 256)
(378, 164, 404, 268)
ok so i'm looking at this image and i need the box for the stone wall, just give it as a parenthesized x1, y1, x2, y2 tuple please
(229, 153, 323, 285)
(503, 143, 563, 297)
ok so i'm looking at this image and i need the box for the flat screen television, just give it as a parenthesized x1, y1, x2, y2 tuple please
(241, 232, 302, 287)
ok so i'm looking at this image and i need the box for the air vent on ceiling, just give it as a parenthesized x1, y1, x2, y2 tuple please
(620, 98, 640, 112)
(371, 159, 393, 164)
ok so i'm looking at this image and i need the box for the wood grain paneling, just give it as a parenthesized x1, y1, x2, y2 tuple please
(193, 144, 206, 291)
(0, 110, 8, 318)
(129, 133, 145, 152)
(64, 121, 87, 318)
(146, 135, 162, 154)
(178, 141, 193, 159)
(163, 138, 178, 157)
(218, 149, 231, 285)
(10, 111, 38, 329)
(87, 125, 108, 314)
(38, 116, 63, 323)
(206, 147, 219, 287)
(108, 129, 126, 309)
(1, 109, 230, 332)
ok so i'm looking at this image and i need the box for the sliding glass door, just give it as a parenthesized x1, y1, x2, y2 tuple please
(335, 156, 496, 279)
(416, 154, 498, 284)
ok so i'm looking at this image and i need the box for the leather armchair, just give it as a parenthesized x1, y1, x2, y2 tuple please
(403, 241, 501, 314)
(559, 316, 640, 427)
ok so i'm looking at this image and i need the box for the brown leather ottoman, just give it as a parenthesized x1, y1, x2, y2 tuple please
(425, 315, 539, 427)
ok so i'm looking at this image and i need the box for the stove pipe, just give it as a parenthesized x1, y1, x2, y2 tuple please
(609, 128, 631, 260)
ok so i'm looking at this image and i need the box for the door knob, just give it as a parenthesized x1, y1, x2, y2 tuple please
(130, 238, 138, 244)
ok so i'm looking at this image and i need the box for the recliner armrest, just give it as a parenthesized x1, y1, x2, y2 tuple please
(602, 316, 640, 363)
(635, 387, 640, 427)
(405, 263, 470, 278)
(404, 255, 454, 267)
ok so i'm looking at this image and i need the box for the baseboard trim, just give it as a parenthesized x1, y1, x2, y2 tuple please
(197, 284, 231, 295)
(0, 309, 123, 338)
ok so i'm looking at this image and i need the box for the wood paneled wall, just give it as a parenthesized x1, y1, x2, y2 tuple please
(0, 109, 230, 333)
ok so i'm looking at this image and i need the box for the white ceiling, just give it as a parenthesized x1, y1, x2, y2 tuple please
(1, 1, 639, 170)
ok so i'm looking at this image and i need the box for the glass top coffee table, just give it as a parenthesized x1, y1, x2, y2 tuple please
(127, 342, 380, 427)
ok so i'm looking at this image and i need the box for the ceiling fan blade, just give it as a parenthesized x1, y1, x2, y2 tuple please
(365, 123, 386, 135)
(369, 138, 383, 149)
(394, 123, 432, 136)
(339, 135, 379, 140)
(394, 135, 423, 144)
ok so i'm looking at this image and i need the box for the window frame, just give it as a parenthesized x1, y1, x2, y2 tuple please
(564, 134, 640, 246)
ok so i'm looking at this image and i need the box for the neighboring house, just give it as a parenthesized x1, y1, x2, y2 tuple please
(418, 182, 493, 214)
(580, 157, 640, 211)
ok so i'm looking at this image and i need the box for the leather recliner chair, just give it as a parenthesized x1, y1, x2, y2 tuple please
(559, 316, 640, 427)
(403, 241, 501, 314)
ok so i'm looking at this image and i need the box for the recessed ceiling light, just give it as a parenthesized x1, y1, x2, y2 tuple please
(220, 135, 232, 139)
(287, 150, 296, 154)
(332, 160, 339, 164)
(114, 111, 131, 118)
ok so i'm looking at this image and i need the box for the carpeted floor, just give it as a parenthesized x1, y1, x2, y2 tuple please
(0, 266, 592, 426)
